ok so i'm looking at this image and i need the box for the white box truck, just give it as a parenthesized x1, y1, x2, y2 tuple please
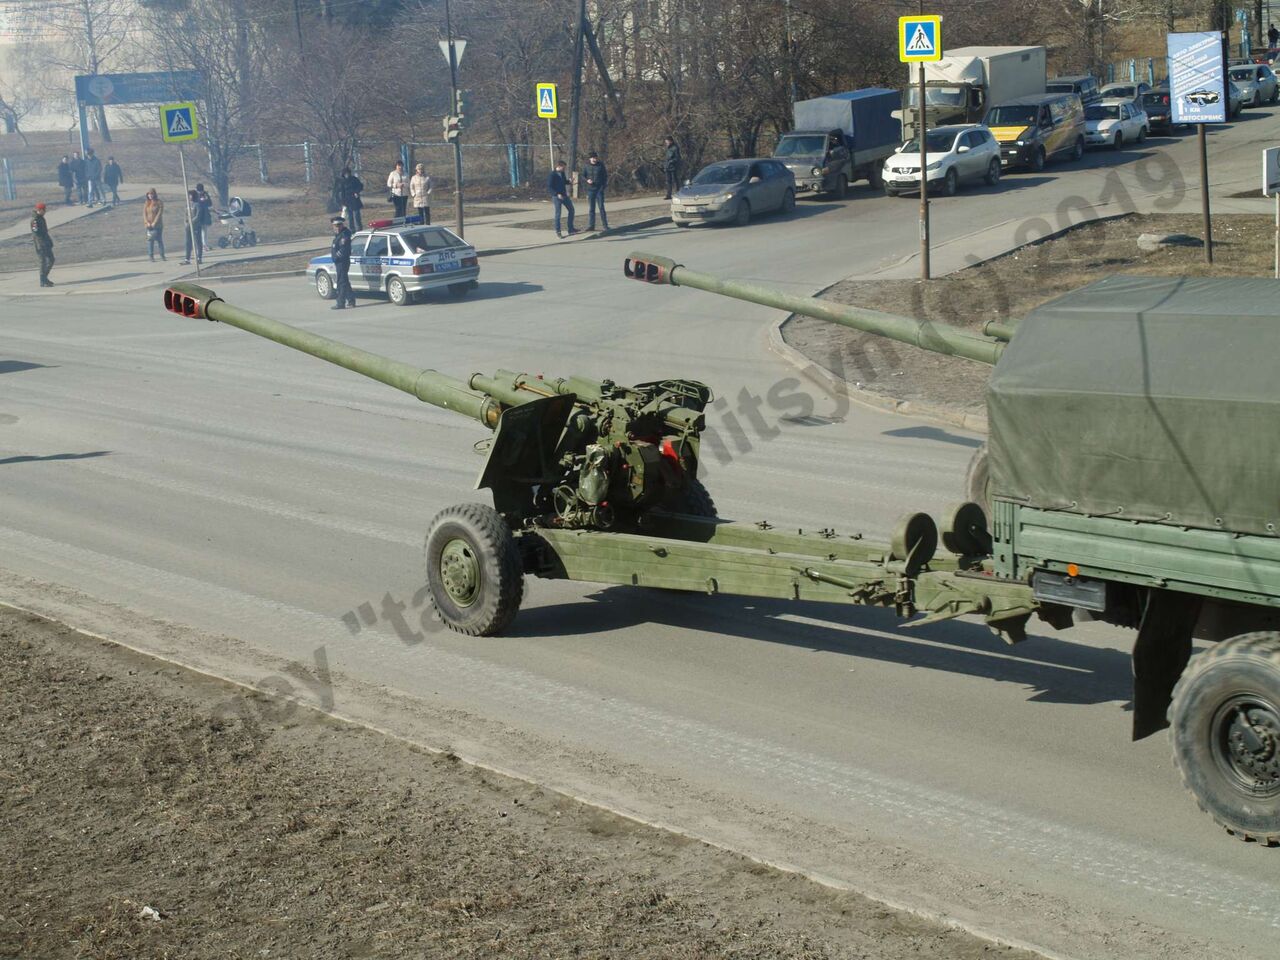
(901, 45, 1046, 138)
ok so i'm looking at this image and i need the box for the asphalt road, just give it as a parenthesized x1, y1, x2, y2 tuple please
(4, 113, 1280, 959)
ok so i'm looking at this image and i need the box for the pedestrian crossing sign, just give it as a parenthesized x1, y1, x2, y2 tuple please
(160, 101, 199, 143)
(536, 82, 558, 119)
(899, 16, 942, 62)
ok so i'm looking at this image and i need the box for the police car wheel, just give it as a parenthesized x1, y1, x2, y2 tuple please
(315, 271, 335, 300)
(448, 283, 469, 298)
(387, 276, 409, 306)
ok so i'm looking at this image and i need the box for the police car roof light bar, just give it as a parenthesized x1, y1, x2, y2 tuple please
(365, 215, 426, 229)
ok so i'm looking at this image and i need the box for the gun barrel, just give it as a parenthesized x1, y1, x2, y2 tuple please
(624, 253, 1004, 366)
(164, 283, 499, 426)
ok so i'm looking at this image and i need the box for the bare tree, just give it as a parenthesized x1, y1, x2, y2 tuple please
(144, 0, 273, 205)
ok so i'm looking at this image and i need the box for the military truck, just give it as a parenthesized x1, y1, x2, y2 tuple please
(901, 45, 1046, 139)
(773, 89, 901, 199)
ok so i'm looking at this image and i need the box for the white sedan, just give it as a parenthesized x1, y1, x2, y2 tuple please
(881, 124, 1002, 197)
(1084, 99, 1149, 149)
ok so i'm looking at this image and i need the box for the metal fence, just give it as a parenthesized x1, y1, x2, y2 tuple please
(2, 139, 553, 201)
(1102, 58, 1169, 86)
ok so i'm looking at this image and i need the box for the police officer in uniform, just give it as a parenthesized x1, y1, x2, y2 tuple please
(330, 215, 355, 310)
(31, 202, 54, 287)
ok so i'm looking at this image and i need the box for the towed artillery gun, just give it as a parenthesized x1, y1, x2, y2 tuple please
(163, 268, 1280, 844)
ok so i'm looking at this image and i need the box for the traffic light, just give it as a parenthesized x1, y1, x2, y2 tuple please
(443, 114, 461, 142)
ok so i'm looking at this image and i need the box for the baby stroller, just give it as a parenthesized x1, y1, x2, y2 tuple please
(215, 196, 258, 248)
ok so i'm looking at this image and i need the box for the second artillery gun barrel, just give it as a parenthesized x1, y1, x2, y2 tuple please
(623, 253, 1008, 365)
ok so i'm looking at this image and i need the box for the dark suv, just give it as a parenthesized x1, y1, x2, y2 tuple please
(1046, 75, 1102, 105)
(1141, 86, 1176, 131)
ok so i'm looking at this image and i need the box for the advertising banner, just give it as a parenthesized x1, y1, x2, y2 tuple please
(1168, 32, 1226, 124)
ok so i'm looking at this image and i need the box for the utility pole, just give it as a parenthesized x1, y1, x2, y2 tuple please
(444, 0, 464, 237)
(784, 0, 797, 105)
(293, 0, 305, 51)
(567, 0, 587, 184)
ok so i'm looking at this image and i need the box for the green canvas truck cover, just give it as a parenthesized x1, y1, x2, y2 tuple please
(987, 275, 1280, 537)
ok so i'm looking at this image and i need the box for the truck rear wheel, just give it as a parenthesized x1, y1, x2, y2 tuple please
(1170, 633, 1280, 844)
(425, 503, 524, 636)
(964, 444, 990, 514)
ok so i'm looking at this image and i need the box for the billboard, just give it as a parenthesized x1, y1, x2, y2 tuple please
(74, 70, 202, 106)
(1168, 32, 1226, 124)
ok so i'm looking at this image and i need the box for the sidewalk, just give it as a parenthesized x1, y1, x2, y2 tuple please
(0, 196, 671, 298)
(0, 183, 296, 244)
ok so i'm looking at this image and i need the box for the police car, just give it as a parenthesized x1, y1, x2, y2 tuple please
(308, 216, 479, 306)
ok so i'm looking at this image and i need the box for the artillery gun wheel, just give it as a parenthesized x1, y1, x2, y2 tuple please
(669, 477, 718, 517)
(964, 444, 991, 515)
(1169, 633, 1280, 845)
(940, 501, 992, 556)
(425, 503, 524, 636)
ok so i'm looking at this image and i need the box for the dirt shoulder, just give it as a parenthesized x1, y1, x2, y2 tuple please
(782, 213, 1279, 421)
(0, 607, 1035, 960)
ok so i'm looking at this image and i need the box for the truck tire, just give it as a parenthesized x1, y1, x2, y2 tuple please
(868, 165, 884, 189)
(1169, 632, 1280, 844)
(424, 503, 524, 636)
(964, 444, 990, 514)
(831, 174, 848, 200)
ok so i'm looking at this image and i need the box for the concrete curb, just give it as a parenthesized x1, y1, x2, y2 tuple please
(766, 315, 989, 434)
(481, 215, 672, 257)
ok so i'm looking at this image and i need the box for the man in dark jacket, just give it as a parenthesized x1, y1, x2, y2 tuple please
(69, 152, 86, 204)
(103, 156, 123, 206)
(57, 157, 73, 205)
(31, 202, 54, 287)
(335, 167, 364, 231)
(83, 149, 102, 207)
(662, 136, 682, 200)
(329, 215, 356, 309)
(582, 149, 610, 232)
(548, 160, 576, 238)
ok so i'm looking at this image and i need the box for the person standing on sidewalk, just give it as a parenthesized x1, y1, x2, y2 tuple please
(31, 202, 54, 288)
(548, 160, 576, 238)
(103, 156, 124, 206)
(330, 215, 356, 310)
(57, 156, 73, 205)
(70, 152, 86, 204)
(386, 160, 409, 219)
(182, 190, 204, 265)
(335, 166, 364, 231)
(410, 163, 432, 225)
(83, 149, 102, 207)
(662, 136, 682, 200)
(582, 149, 610, 232)
(144, 188, 166, 261)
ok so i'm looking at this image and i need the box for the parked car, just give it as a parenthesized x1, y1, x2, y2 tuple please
(670, 159, 796, 227)
(984, 93, 1086, 170)
(1141, 86, 1177, 131)
(308, 219, 479, 306)
(1046, 74, 1102, 105)
(881, 124, 1002, 197)
(1228, 63, 1279, 105)
(1085, 99, 1149, 148)
(1098, 81, 1151, 107)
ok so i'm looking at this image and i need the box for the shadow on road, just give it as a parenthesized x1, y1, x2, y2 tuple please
(882, 425, 983, 448)
(509, 588, 1133, 707)
(0, 361, 50, 375)
(0, 450, 111, 465)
